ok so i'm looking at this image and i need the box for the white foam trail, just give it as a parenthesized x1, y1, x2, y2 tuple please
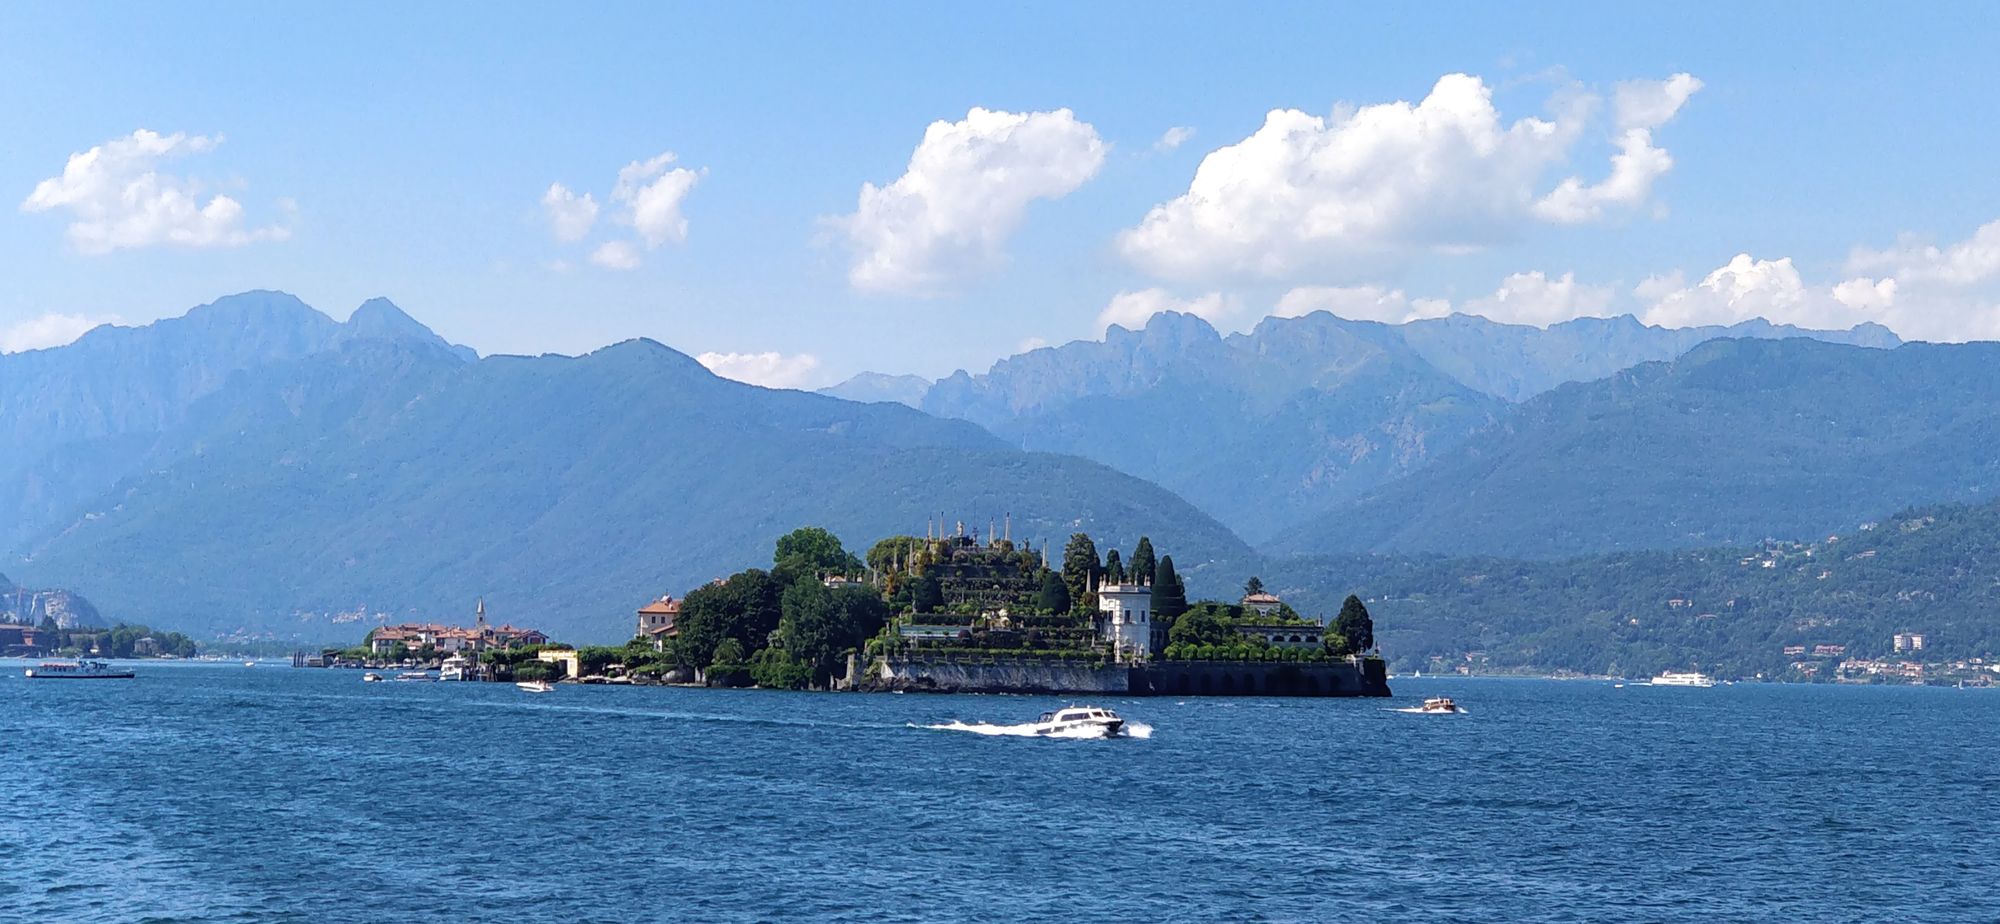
(1389, 707, 1471, 715)
(916, 720, 1149, 739)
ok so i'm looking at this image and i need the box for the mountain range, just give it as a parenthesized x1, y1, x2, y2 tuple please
(3, 294, 1245, 641)
(7, 289, 1997, 661)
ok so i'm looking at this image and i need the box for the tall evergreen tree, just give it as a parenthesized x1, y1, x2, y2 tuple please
(1153, 555, 1189, 627)
(1129, 537, 1157, 586)
(911, 573, 944, 614)
(1244, 575, 1266, 597)
(1334, 594, 1375, 654)
(1103, 549, 1125, 584)
(1060, 533, 1101, 615)
(1036, 570, 1070, 614)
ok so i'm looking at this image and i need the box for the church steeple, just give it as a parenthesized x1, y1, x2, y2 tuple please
(475, 597, 487, 628)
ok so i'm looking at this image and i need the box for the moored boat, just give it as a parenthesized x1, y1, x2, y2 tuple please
(1028, 706, 1123, 737)
(24, 660, 135, 680)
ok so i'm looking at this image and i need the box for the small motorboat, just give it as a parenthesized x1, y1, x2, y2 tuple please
(1028, 706, 1124, 737)
(244, 661, 256, 668)
(362, 672, 384, 683)
(1418, 697, 1462, 714)
(394, 671, 435, 683)
(516, 680, 556, 693)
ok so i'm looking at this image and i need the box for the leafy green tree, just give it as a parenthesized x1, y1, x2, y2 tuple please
(749, 647, 813, 689)
(708, 638, 750, 685)
(773, 526, 861, 581)
(1244, 576, 1266, 597)
(1035, 570, 1070, 614)
(1103, 549, 1125, 584)
(911, 573, 943, 614)
(866, 536, 925, 575)
(1169, 606, 1236, 647)
(1333, 595, 1375, 654)
(1154, 555, 1188, 627)
(1061, 533, 1100, 615)
(1129, 537, 1157, 586)
(676, 569, 783, 667)
(779, 582, 889, 683)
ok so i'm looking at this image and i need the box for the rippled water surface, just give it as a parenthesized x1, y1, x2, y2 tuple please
(2, 662, 1994, 922)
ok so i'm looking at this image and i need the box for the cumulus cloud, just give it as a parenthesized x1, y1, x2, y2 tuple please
(1096, 288, 1242, 334)
(20, 129, 290, 254)
(1, 312, 119, 353)
(834, 107, 1107, 295)
(1155, 126, 1196, 152)
(541, 182, 598, 241)
(1640, 254, 1823, 328)
(613, 152, 703, 248)
(1535, 74, 1702, 224)
(589, 241, 641, 271)
(1120, 73, 1700, 281)
(1274, 285, 1451, 325)
(696, 351, 824, 389)
(1118, 74, 1589, 279)
(1847, 219, 2000, 288)
(1463, 271, 1617, 326)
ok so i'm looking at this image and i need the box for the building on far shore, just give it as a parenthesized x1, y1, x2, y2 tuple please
(637, 595, 681, 649)
(1894, 633, 1926, 653)
(1241, 592, 1284, 617)
(368, 599, 547, 655)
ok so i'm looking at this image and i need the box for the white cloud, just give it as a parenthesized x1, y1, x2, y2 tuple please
(613, 152, 703, 248)
(540, 182, 598, 242)
(1017, 336, 1051, 352)
(589, 241, 641, 271)
(1155, 126, 1196, 152)
(696, 351, 824, 389)
(1463, 271, 1617, 326)
(1118, 74, 1591, 280)
(20, 129, 290, 254)
(1641, 254, 1820, 328)
(1847, 219, 2000, 288)
(1096, 288, 1242, 334)
(1, 312, 119, 353)
(1274, 285, 1451, 325)
(1120, 73, 1701, 281)
(834, 107, 1107, 295)
(1535, 74, 1701, 224)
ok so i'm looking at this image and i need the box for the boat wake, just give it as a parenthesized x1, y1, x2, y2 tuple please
(1389, 707, 1470, 715)
(916, 720, 1153, 739)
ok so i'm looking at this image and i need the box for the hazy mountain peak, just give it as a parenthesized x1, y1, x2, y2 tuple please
(342, 297, 476, 361)
(818, 371, 933, 407)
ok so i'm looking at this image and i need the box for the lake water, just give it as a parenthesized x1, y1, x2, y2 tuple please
(2, 662, 1993, 922)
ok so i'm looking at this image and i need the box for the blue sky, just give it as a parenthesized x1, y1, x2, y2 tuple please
(5, 2, 2000, 385)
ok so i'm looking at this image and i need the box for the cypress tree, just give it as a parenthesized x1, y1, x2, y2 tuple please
(1129, 537, 1157, 586)
(1153, 555, 1189, 627)
(1036, 570, 1070, 615)
(911, 573, 943, 614)
(1243, 575, 1266, 597)
(1060, 533, 1100, 615)
(1103, 549, 1125, 584)
(1334, 594, 1374, 654)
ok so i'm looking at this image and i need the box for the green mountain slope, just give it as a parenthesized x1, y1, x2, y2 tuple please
(1282, 337, 2000, 558)
(11, 338, 1249, 642)
(1268, 498, 2000, 679)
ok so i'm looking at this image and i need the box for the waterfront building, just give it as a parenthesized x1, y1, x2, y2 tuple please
(366, 600, 546, 655)
(637, 595, 681, 647)
(1095, 579, 1153, 662)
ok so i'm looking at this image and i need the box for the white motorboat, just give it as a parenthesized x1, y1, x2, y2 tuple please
(516, 680, 555, 693)
(1418, 696, 1462, 714)
(1028, 706, 1123, 737)
(362, 672, 384, 683)
(1650, 671, 1716, 687)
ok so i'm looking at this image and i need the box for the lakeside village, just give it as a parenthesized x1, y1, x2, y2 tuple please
(304, 521, 1391, 697)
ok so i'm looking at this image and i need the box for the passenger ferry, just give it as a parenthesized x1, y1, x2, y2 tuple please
(24, 660, 135, 680)
(1651, 671, 1716, 687)
(1028, 706, 1124, 737)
